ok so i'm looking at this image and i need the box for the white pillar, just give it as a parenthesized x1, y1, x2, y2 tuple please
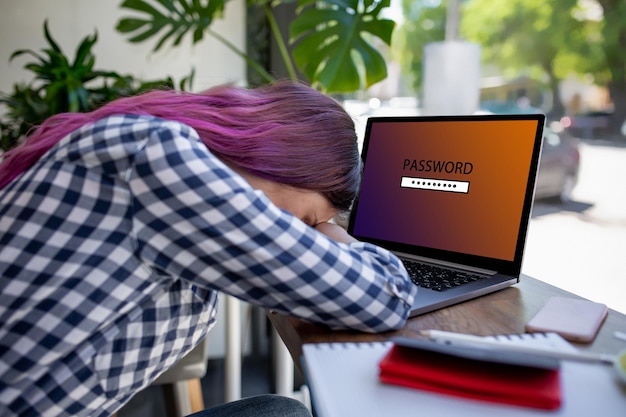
(422, 41, 481, 115)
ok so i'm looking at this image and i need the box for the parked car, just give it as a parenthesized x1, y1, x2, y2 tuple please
(560, 111, 611, 139)
(534, 125, 581, 203)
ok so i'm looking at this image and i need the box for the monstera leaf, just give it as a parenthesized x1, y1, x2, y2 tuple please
(116, 0, 226, 51)
(290, 0, 395, 93)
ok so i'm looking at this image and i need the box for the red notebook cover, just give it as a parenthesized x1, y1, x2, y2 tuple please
(378, 344, 562, 410)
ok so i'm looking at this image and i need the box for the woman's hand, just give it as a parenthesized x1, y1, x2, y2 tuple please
(314, 222, 358, 243)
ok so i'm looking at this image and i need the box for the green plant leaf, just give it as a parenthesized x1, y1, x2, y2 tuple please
(9, 49, 44, 63)
(127, 22, 168, 43)
(290, 0, 395, 93)
(67, 89, 80, 113)
(154, 25, 182, 51)
(117, 0, 227, 52)
(180, 0, 195, 14)
(172, 25, 191, 46)
(43, 20, 64, 54)
(74, 87, 90, 111)
(116, 18, 151, 33)
(179, 67, 196, 90)
(192, 26, 204, 44)
(120, 0, 167, 18)
(354, 36, 388, 87)
(154, 0, 178, 13)
(73, 33, 98, 70)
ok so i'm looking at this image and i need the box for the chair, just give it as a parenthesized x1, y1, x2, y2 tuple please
(114, 296, 309, 417)
(149, 297, 249, 414)
(152, 337, 209, 417)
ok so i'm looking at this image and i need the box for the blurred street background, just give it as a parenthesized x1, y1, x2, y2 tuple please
(524, 140, 626, 314)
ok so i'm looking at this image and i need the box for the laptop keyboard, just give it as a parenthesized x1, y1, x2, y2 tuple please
(402, 259, 486, 292)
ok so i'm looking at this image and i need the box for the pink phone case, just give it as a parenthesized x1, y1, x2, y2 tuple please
(525, 296, 608, 343)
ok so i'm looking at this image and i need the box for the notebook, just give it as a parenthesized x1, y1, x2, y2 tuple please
(301, 337, 626, 417)
(347, 114, 545, 317)
(377, 340, 562, 410)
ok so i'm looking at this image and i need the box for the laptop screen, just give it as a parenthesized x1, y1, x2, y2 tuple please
(348, 114, 545, 275)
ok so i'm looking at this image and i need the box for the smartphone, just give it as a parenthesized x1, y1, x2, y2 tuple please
(525, 296, 608, 343)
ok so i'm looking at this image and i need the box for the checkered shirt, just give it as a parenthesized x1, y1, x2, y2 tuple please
(0, 114, 417, 416)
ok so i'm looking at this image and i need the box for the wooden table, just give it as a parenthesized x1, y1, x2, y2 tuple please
(268, 274, 626, 368)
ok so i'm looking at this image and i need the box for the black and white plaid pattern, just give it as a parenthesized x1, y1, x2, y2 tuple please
(0, 115, 417, 416)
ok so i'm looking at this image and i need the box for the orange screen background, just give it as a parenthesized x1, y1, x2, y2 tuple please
(352, 119, 539, 261)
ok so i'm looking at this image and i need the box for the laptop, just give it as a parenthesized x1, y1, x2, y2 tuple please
(347, 114, 545, 317)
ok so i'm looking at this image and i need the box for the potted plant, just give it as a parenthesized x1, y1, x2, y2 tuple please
(0, 20, 193, 152)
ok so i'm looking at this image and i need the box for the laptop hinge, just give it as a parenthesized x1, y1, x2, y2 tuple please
(396, 252, 497, 276)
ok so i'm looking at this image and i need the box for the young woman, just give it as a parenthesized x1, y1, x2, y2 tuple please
(0, 80, 417, 416)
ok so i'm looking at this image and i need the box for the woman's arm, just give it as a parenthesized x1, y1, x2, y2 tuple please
(130, 121, 417, 333)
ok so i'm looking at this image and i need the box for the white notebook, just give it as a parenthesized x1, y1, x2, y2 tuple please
(301, 334, 626, 417)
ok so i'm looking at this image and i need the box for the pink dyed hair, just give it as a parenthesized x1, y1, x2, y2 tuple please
(0, 80, 360, 211)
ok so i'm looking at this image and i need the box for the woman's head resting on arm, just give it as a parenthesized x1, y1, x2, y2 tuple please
(0, 80, 362, 220)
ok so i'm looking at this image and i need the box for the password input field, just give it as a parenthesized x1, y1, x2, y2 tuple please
(400, 177, 470, 194)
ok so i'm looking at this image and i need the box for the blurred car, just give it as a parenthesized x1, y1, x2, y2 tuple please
(534, 125, 581, 203)
(480, 99, 543, 115)
(560, 111, 611, 139)
(477, 103, 581, 203)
